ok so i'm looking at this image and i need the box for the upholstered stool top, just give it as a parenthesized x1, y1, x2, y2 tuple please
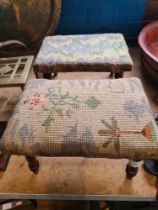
(1, 78, 158, 159)
(34, 34, 133, 73)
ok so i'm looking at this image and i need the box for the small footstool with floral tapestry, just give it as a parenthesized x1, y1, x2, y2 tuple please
(34, 34, 133, 79)
(0, 77, 158, 178)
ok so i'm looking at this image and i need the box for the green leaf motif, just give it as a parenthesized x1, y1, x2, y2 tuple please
(55, 108, 63, 116)
(111, 117, 117, 129)
(85, 96, 101, 109)
(61, 92, 70, 99)
(101, 120, 113, 129)
(43, 107, 49, 111)
(41, 87, 80, 132)
(43, 115, 54, 132)
(114, 137, 120, 154)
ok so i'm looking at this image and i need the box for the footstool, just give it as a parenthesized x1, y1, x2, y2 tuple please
(1, 77, 158, 178)
(34, 34, 133, 79)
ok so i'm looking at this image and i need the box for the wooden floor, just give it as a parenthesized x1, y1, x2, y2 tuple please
(0, 157, 156, 200)
(0, 48, 158, 202)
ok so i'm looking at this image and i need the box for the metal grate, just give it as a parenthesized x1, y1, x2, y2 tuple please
(0, 56, 34, 87)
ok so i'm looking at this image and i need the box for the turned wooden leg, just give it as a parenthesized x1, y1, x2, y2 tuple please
(43, 72, 58, 79)
(115, 72, 124, 79)
(21, 85, 25, 91)
(43, 73, 52, 80)
(0, 153, 11, 171)
(25, 156, 39, 174)
(126, 159, 141, 179)
(33, 68, 39, 79)
(52, 72, 58, 79)
(109, 72, 114, 78)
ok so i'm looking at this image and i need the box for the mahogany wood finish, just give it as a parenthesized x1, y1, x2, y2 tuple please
(43, 72, 57, 80)
(25, 156, 39, 174)
(0, 153, 11, 171)
(126, 160, 141, 179)
(114, 73, 124, 79)
(109, 72, 124, 79)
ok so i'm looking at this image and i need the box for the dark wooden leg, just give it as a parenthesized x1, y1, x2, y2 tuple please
(33, 67, 39, 79)
(126, 159, 141, 179)
(33, 65, 40, 79)
(43, 73, 52, 80)
(52, 72, 58, 79)
(34, 71, 39, 79)
(25, 156, 39, 174)
(109, 72, 114, 78)
(115, 72, 124, 79)
(21, 85, 25, 91)
(43, 72, 58, 79)
(0, 153, 11, 171)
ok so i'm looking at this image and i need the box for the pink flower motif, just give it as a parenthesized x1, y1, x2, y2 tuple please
(24, 93, 48, 109)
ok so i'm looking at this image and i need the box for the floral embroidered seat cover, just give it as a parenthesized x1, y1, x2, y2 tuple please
(34, 34, 133, 74)
(1, 77, 158, 159)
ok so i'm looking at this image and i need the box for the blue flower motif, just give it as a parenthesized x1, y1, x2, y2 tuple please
(123, 98, 150, 121)
(19, 124, 34, 144)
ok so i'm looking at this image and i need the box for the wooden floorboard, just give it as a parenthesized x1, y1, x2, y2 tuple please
(0, 156, 156, 200)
